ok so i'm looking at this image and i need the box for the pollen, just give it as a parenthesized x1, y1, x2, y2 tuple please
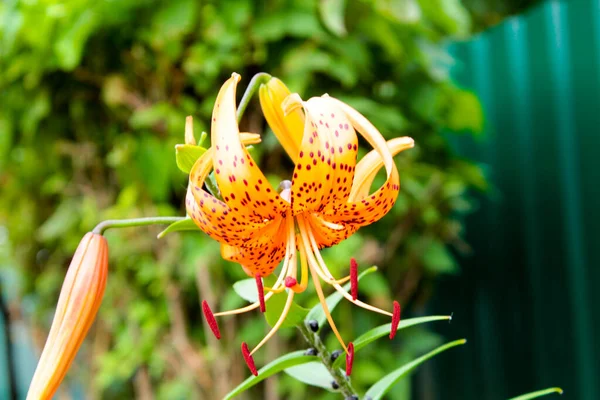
(346, 342, 355, 376)
(390, 301, 401, 339)
(202, 300, 221, 340)
(255, 274, 266, 312)
(241, 342, 258, 376)
(350, 258, 358, 301)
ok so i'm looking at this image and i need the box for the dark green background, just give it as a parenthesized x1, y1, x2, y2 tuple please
(432, 0, 599, 399)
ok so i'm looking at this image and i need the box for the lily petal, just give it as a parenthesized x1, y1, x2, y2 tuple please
(324, 98, 400, 227)
(349, 137, 414, 201)
(220, 217, 288, 277)
(187, 147, 268, 247)
(259, 77, 304, 162)
(212, 74, 288, 222)
(283, 95, 359, 215)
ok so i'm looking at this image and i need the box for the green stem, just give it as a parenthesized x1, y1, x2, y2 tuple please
(236, 72, 272, 124)
(298, 322, 358, 398)
(93, 217, 185, 235)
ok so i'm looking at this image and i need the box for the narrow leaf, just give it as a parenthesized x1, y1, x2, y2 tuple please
(233, 278, 259, 303)
(306, 266, 378, 330)
(332, 315, 451, 368)
(284, 361, 336, 390)
(365, 339, 467, 400)
(224, 351, 317, 400)
(157, 218, 199, 238)
(508, 388, 564, 400)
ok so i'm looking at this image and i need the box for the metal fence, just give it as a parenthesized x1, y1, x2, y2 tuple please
(431, 0, 600, 399)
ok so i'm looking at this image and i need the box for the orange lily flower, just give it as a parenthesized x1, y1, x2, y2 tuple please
(187, 73, 413, 376)
(27, 232, 108, 400)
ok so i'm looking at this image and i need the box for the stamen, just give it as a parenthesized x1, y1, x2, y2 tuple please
(305, 227, 393, 317)
(241, 342, 258, 376)
(350, 258, 358, 301)
(255, 274, 265, 312)
(202, 300, 221, 339)
(250, 290, 295, 356)
(285, 276, 297, 288)
(346, 342, 355, 376)
(390, 301, 401, 339)
(305, 242, 348, 352)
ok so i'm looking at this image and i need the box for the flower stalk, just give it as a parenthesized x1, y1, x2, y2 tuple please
(298, 321, 358, 397)
(92, 216, 185, 235)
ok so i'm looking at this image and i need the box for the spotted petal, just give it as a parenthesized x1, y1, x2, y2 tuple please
(349, 137, 414, 201)
(187, 135, 272, 247)
(212, 74, 289, 222)
(220, 217, 288, 277)
(283, 95, 359, 215)
(323, 98, 401, 227)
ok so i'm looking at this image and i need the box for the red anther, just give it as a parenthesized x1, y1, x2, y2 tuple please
(255, 274, 265, 313)
(350, 258, 358, 301)
(241, 342, 258, 376)
(202, 300, 221, 340)
(285, 276, 297, 288)
(389, 301, 401, 339)
(346, 342, 355, 376)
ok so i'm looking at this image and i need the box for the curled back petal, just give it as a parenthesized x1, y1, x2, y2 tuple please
(306, 96, 359, 213)
(349, 137, 414, 201)
(220, 217, 288, 277)
(323, 99, 401, 227)
(259, 77, 305, 163)
(187, 147, 268, 247)
(212, 73, 289, 222)
(305, 213, 357, 249)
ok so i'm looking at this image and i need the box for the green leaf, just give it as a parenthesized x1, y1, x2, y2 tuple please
(306, 266, 378, 330)
(233, 278, 260, 303)
(224, 351, 317, 400)
(264, 287, 309, 329)
(332, 315, 452, 368)
(157, 218, 199, 239)
(233, 276, 309, 328)
(365, 339, 467, 400)
(175, 144, 206, 174)
(284, 361, 336, 390)
(508, 387, 564, 400)
(319, 0, 347, 37)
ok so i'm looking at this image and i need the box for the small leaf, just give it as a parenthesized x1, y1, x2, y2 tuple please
(264, 288, 309, 329)
(508, 387, 564, 400)
(284, 361, 336, 390)
(319, 0, 347, 37)
(365, 339, 466, 400)
(332, 315, 452, 368)
(234, 276, 309, 328)
(157, 218, 199, 238)
(224, 351, 317, 400)
(175, 144, 206, 174)
(306, 266, 378, 330)
(233, 278, 259, 303)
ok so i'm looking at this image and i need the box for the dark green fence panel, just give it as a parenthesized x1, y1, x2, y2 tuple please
(431, 0, 600, 399)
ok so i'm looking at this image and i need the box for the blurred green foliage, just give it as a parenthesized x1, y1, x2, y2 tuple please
(0, 0, 531, 398)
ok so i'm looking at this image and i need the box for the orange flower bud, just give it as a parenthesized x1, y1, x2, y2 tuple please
(27, 232, 108, 400)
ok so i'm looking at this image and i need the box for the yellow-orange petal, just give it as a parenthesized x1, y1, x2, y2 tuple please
(259, 77, 304, 163)
(220, 216, 288, 277)
(349, 136, 414, 201)
(324, 98, 400, 227)
(27, 233, 108, 400)
(305, 213, 357, 249)
(187, 148, 269, 247)
(211, 74, 289, 222)
(282, 94, 359, 215)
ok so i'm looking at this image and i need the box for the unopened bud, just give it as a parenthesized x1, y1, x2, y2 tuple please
(27, 233, 108, 400)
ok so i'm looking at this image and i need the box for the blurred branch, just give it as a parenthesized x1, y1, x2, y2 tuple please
(0, 285, 18, 400)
